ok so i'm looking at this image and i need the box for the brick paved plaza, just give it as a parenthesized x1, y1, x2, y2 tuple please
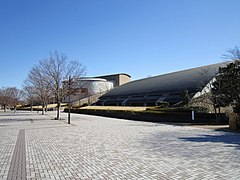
(0, 111, 239, 180)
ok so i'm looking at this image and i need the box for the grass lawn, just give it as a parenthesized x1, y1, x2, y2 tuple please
(79, 106, 148, 112)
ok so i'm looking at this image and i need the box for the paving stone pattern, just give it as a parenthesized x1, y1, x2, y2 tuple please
(7, 129, 26, 180)
(0, 111, 240, 179)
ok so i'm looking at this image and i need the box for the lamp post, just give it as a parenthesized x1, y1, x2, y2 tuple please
(68, 76, 72, 124)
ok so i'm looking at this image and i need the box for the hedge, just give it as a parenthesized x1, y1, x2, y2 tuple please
(64, 108, 228, 125)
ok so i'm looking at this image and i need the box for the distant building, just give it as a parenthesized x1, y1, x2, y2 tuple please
(95, 73, 131, 87)
(62, 73, 131, 103)
(63, 78, 114, 103)
(96, 63, 227, 106)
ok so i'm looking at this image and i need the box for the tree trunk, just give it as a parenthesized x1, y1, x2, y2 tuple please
(56, 101, 61, 120)
(217, 107, 221, 122)
(42, 104, 45, 115)
(68, 93, 71, 124)
(213, 104, 218, 122)
(237, 113, 240, 130)
(68, 105, 70, 124)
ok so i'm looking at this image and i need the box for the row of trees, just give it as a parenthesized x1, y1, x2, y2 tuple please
(0, 87, 22, 112)
(23, 51, 86, 119)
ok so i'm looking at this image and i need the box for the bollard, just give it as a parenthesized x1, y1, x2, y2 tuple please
(192, 111, 195, 121)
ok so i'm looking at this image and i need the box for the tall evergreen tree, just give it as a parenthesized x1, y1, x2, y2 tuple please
(212, 59, 240, 114)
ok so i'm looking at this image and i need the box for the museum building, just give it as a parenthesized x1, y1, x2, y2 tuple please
(96, 62, 227, 106)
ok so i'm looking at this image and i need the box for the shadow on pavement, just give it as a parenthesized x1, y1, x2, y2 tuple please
(179, 133, 240, 150)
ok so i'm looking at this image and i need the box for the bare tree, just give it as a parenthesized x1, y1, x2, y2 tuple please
(26, 66, 52, 115)
(11, 88, 23, 113)
(38, 51, 86, 119)
(222, 46, 240, 61)
(0, 88, 8, 111)
(191, 67, 222, 121)
(0, 88, 10, 112)
(22, 82, 37, 112)
(0, 87, 22, 112)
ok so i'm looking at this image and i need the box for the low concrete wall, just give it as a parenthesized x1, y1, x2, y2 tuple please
(65, 109, 229, 125)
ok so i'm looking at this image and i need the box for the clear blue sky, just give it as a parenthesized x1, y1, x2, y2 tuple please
(0, 0, 239, 89)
